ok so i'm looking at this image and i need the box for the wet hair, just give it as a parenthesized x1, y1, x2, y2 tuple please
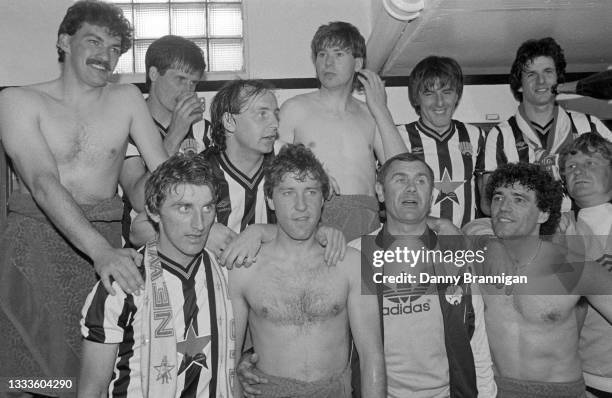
(209, 79, 274, 151)
(408, 56, 463, 115)
(145, 35, 206, 91)
(509, 37, 566, 102)
(145, 153, 218, 221)
(376, 152, 434, 186)
(559, 133, 612, 178)
(311, 21, 366, 91)
(264, 144, 330, 199)
(486, 162, 563, 236)
(56, 0, 132, 63)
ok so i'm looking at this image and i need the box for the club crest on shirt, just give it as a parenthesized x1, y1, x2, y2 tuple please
(445, 285, 463, 305)
(458, 141, 473, 156)
(154, 355, 175, 384)
(411, 146, 424, 154)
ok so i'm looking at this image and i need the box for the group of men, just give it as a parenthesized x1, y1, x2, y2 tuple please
(0, 0, 611, 398)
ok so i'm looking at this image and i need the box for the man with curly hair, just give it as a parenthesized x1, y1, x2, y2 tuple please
(229, 144, 385, 398)
(480, 162, 612, 398)
(0, 0, 167, 387)
(481, 37, 612, 214)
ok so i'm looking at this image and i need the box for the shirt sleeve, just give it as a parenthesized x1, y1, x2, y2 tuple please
(470, 283, 497, 398)
(80, 281, 135, 344)
(593, 116, 612, 141)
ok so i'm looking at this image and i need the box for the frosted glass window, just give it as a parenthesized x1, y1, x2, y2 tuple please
(134, 5, 169, 38)
(209, 4, 242, 37)
(134, 40, 155, 73)
(106, 1, 244, 74)
(115, 48, 134, 74)
(171, 4, 206, 37)
(210, 39, 243, 71)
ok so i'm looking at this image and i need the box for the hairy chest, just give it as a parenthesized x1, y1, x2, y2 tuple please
(40, 101, 129, 166)
(247, 267, 348, 326)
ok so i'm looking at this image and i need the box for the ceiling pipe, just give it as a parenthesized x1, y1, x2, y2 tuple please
(366, 0, 424, 73)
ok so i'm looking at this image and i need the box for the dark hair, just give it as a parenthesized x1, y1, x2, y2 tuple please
(509, 37, 566, 102)
(486, 163, 563, 236)
(408, 56, 463, 115)
(145, 153, 218, 220)
(377, 152, 434, 186)
(559, 133, 612, 178)
(57, 0, 132, 63)
(209, 79, 274, 151)
(264, 144, 330, 199)
(145, 35, 206, 91)
(311, 21, 366, 91)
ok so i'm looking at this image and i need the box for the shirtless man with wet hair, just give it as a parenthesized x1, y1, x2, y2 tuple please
(0, 0, 166, 384)
(279, 21, 406, 242)
(230, 144, 385, 398)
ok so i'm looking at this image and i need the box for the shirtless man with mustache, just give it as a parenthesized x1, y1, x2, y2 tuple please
(0, 0, 167, 389)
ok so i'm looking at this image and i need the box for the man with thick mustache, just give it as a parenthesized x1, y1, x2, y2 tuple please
(0, 0, 167, 388)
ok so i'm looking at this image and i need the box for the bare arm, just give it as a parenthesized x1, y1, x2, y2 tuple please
(119, 155, 148, 213)
(129, 211, 157, 247)
(345, 248, 386, 398)
(123, 85, 168, 171)
(162, 93, 206, 154)
(78, 341, 118, 398)
(277, 98, 299, 144)
(359, 70, 406, 162)
(0, 88, 143, 295)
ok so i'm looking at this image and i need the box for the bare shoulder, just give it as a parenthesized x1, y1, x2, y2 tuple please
(105, 83, 144, 101)
(281, 92, 317, 114)
(0, 84, 50, 109)
(336, 247, 363, 280)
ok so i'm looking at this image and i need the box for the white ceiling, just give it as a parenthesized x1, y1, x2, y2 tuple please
(372, 0, 612, 76)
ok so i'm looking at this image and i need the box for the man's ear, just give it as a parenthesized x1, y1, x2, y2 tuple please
(146, 205, 160, 225)
(354, 57, 364, 72)
(265, 196, 275, 211)
(57, 33, 71, 56)
(537, 210, 550, 225)
(148, 66, 160, 83)
(375, 182, 385, 203)
(222, 112, 236, 133)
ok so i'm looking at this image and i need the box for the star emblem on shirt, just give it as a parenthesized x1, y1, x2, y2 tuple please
(434, 168, 464, 205)
(154, 355, 175, 384)
(177, 323, 211, 374)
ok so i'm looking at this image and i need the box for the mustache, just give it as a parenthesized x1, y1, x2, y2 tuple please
(86, 58, 111, 71)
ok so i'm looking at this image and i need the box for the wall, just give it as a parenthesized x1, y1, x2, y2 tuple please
(0, 0, 371, 86)
(0, 0, 74, 86)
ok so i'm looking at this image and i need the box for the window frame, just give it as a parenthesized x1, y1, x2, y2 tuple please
(109, 0, 249, 82)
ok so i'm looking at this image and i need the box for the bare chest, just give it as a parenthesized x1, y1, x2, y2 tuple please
(40, 102, 129, 167)
(248, 266, 348, 326)
(296, 112, 374, 154)
(484, 290, 577, 325)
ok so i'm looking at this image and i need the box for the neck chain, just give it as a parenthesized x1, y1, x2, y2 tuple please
(503, 238, 542, 295)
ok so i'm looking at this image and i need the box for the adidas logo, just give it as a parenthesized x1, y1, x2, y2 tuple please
(383, 300, 431, 315)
